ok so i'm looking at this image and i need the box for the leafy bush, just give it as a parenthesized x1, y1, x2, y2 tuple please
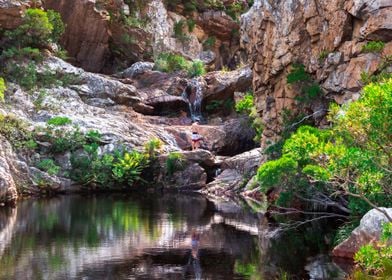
(37, 159, 60, 175)
(235, 92, 263, 142)
(47, 116, 72, 126)
(144, 137, 163, 158)
(174, 20, 188, 42)
(256, 79, 392, 217)
(0, 113, 35, 149)
(166, 152, 184, 176)
(188, 60, 206, 77)
(287, 64, 310, 84)
(235, 93, 254, 114)
(361, 41, 385, 53)
(70, 144, 149, 187)
(354, 223, 392, 278)
(154, 53, 206, 77)
(0, 77, 6, 102)
(318, 50, 329, 61)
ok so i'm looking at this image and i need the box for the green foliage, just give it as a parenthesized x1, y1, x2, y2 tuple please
(287, 64, 322, 103)
(318, 50, 330, 61)
(187, 19, 196, 32)
(257, 79, 392, 217)
(154, 53, 206, 77)
(257, 156, 298, 192)
(354, 224, 392, 278)
(47, 116, 72, 126)
(166, 152, 184, 176)
(37, 159, 60, 175)
(154, 53, 189, 73)
(361, 41, 385, 54)
(0, 77, 6, 102)
(144, 137, 163, 158)
(174, 20, 188, 42)
(188, 59, 206, 77)
(0, 113, 35, 150)
(206, 100, 223, 111)
(235, 92, 263, 143)
(70, 145, 149, 187)
(46, 9, 65, 43)
(203, 36, 216, 49)
(287, 64, 310, 84)
(235, 93, 254, 114)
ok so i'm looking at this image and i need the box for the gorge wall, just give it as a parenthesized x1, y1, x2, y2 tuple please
(241, 0, 392, 146)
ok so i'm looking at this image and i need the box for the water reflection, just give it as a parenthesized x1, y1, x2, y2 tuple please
(0, 193, 347, 279)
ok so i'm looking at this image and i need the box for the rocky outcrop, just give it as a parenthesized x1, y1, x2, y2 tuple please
(0, 136, 19, 204)
(332, 208, 392, 259)
(204, 148, 263, 195)
(241, 0, 392, 146)
(43, 0, 111, 72)
(0, 0, 31, 29)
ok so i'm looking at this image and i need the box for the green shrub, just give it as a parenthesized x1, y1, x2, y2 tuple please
(0, 77, 6, 102)
(235, 93, 254, 114)
(37, 159, 60, 175)
(257, 156, 298, 192)
(3, 8, 53, 49)
(154, 53, 206, 77)
(166, 152, 184, 176)
(47, 116, 72, 126)
(287, 64, 310, 84)
(70, 144, 149, 187)
(0, 113, 35, 149)
(144, 137, 163, 158)
(46, 9, 65, 43)
(287, 64, 321, 103)
(354, 223, 392, 277)
(187, 60, 206, 77)
(86, 130, 102, 143)
(361, 41, 385, 53)
(203, 36, 216, 49)
(187, 19, 196, 32)
(235, 92, 263, 143)
(174, 20, 188, 42)
(206, 100, 223, 112)
(318, 50, 329, 61)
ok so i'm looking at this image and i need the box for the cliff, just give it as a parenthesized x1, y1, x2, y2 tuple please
(242, 0, 392, 146)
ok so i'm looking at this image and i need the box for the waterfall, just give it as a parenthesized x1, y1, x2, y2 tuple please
(182, 78, 204, 123)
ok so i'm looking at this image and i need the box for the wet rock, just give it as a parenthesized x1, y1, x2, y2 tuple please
(163, 163, 207, 190)
(332, 208, 392, 259)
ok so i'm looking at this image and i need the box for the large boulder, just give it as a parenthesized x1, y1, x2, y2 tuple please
(332, 208, 392, 259)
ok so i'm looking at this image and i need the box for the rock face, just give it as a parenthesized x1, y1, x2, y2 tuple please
(0, 0, 30, 29)
(0, 137, 19, 204)
(242, 0, 392, 146)
(332, 208, 392, 259)
(43, 0, 111, 72)
(204, 148, 263, 195)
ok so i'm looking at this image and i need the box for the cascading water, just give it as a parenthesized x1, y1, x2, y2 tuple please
(182, 78, 204, 123)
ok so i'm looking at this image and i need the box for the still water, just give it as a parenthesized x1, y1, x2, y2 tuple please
(0, 193, 347, 280)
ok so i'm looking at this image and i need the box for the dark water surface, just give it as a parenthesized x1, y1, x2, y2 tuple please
(0, 193, 347, 279)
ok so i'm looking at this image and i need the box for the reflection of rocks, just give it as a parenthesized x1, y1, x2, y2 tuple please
(332, 208, 392, 259)
(0, 208, 17, 257)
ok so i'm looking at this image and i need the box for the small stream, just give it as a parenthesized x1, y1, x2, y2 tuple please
(0, 193, 348, 279)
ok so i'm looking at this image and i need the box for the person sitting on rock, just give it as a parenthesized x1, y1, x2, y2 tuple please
(191, 121, 203, 150)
